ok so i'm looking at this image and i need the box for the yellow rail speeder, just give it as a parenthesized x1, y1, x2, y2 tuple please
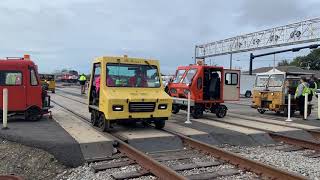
(88, 55, 172, 131)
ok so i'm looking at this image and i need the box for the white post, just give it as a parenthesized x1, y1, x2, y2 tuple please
(185, 92, 192, 124)
(318, 93, 320, 120)
(285, 94, 292, 122)
(2, 88, 8, 129)
(304, 93, 308, 120)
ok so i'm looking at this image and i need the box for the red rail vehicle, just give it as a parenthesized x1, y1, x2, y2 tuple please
(167, 61, 240, 118)
(61, 70, 79, 83)
(0, 55, 51, 121)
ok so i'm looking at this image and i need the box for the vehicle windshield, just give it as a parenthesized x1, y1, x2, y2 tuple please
(107, 63, 160, 88)
(173, 69, 185, 83)
(255, 75, 269, 87)
(268, 74, 284, 87)
(182, 69, 197, 84)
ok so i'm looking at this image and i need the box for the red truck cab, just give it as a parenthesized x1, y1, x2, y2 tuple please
(0, 55, 51, 121)
(168, 62, 240, 118)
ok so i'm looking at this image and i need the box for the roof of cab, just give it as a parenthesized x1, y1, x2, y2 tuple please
(0, 59, 36, 68)
(93, 55, 159, 66)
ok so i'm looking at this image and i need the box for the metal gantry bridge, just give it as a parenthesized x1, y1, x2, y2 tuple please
(195, 17, 320, 65)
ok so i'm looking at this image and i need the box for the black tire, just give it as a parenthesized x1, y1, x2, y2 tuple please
(257, 108, 265, 114)
(26, 107, 42, 121)
(216, 105, 227, 118)
(52, 90, 55, 93)
(91, 111, 99, 126)
(245, 91, 252, 98)
(98, 113, 110, 132)
(191, 106, 203, 119)
(172, 105, 180, 114)
(154, 119, 165, 129)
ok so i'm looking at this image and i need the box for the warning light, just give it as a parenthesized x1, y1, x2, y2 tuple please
(196, 59, 204, 65)
(23, 54, 30, 60)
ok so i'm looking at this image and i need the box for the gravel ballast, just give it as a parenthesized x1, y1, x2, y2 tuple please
(224, 144, 320, 179)
(0, 138, 67, 180)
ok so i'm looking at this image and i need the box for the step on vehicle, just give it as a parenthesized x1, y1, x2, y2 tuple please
(168, 60, 240, 118)
(39, 74, 56, 93)
(252, 69, 313, 116)
(88, 55, 172, 131)
(0, 55, 51, 121)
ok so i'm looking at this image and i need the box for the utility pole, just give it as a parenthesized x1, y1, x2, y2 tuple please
(229, 53, 233, 69)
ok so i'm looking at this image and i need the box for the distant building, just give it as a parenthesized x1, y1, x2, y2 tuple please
(242, 66, 320, 78)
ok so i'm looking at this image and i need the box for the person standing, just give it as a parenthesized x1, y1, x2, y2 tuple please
(294, 77, 311, 118)
(309, 76, 318, 98)
(79, 73, 87, 94)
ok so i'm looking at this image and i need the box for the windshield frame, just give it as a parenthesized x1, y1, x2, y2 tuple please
(182, 68, 198, 84)
(268, 74, 285, 87)
(173, 69, 186, 83)
(106, 63, 161, 88)
(255, 75, 269, 87)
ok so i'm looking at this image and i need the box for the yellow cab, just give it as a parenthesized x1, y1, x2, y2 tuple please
(252, 69, 313, 116)
(39, 74, 56, 93)
(88, 55, 172, 131)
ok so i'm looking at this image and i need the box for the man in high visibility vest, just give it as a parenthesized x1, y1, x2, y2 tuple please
(294, 77, 311, 117)
(79, 73, 87, 94)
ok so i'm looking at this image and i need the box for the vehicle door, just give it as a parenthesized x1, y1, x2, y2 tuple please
(27, 67, 42, 108)
(223, 69, 240, 101)
(0, 70, 26, 111)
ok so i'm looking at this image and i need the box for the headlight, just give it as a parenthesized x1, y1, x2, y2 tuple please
(184, 89, 190, 95)
(170, 88, 177, 94)
(158, 104, 167, 110)
(112, 105, 124, 111)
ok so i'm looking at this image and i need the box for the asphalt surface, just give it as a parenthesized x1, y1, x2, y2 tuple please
(0, 117, 84, 167)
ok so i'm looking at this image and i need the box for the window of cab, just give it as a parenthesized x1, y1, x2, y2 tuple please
(173, 69, 186, 83)
(182, 69, 197, 84)
(106, 63, 160, 88)
(0, 71, 22, 86)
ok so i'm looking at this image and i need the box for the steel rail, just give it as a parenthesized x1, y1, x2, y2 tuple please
(51, 100, 186, 180)
(164, 128, 307, 180)
(199, 115, 320, 151)
(52, 93, 308, 179)
(227, 113, 320, 142)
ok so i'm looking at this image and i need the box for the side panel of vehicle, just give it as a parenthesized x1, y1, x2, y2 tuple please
(240, 74, 255, 95)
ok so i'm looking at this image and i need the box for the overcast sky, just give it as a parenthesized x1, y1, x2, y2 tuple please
(0, 0, 319, 74)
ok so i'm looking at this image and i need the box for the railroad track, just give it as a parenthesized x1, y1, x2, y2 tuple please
(175, 112, 320, 154)
(51, 91, 306, 179)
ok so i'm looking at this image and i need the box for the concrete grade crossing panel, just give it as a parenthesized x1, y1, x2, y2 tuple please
(52, 106, 114, 161)
(113, 129, 183, 152)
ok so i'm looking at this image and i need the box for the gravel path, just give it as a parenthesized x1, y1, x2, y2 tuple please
(223, 144, 320, 179)
(0, 138, 67, 180)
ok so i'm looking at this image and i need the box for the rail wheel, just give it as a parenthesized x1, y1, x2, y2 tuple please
(172, 105, 180, 114)
(98, 113, 110, 132)
(90, 110, 99, 127)
(216, 105, 227, 118)
(26, 107, 42, 121)
(191, 106, 203, 119)
(154, 119, 165, 129)
(257, 108, 266, 114)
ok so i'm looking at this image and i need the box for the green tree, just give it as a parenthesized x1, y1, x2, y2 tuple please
(277, 59, 290, 66)
(290, 48, 320, 70)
